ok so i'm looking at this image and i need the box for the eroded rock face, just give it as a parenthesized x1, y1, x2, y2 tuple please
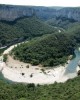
(0, 5, 34, 21)
(0, 4, 80, 21)
(56, 8, 80, 22)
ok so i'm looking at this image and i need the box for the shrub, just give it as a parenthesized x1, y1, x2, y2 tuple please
(3, 54, 8, 62)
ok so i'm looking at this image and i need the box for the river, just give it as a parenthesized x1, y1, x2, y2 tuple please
(65, 49, 80, 73)
(0, 47, 80, 83)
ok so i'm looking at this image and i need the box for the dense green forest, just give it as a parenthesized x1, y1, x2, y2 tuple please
(0, 76, 80, 100)
(11, 32, 76, 67)
(45, 17, 77, 29)
(11, 22, 80, 67)
(0, 17, 55, 46)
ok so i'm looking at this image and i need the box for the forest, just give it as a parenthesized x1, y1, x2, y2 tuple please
(11, 32, 76, 67)
(0, 17, 55, 47)
(10, 19, 80, 67)
(0, 76, 80, 100)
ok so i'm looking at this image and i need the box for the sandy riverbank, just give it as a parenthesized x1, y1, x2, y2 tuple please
(0, 42, 77, 84)
(0, 55, 71, 84)
(3, 41, 28, 55)
(1, 56, 78, 84)
(1, 59, 68, 84)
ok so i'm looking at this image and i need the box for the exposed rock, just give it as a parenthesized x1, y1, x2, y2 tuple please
(0, 4, 80, 21)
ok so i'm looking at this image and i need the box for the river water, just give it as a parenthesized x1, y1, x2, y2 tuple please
(65, 49, 80, 74)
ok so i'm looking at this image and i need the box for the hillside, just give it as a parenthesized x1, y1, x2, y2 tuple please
(11, 32, 75, 67)
(67, 23, 80, 44)
(0, 76, 80, 100)
(0, 17, 55, 47)
(11, 22, 80, 67)
(45, 17, 76, 29)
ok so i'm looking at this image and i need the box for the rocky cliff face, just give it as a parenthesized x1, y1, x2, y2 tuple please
(56, 8, 80, 21)
(0, 4, 80, 21)
(0, 5, 34, 21)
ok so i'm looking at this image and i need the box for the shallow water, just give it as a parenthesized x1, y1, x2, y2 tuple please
(65, 49, 80, 75)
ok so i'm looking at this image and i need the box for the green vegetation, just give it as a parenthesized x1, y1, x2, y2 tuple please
(1, 16, 80, 67)
(45, 17, 77, 29)
(0, 48, 5, 56)
(11, 21, 80, 67)
(11, 32, 75, 67)
(3, 54, 8, 62)
(0, 17, 55, 47)
(0, 76, 80, 100)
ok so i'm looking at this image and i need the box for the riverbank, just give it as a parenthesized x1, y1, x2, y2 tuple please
(3, 41, 28, 55)
(0, 42, 78, 84)
(1, 56, 69, 84)
(1, 55, 75, 84)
